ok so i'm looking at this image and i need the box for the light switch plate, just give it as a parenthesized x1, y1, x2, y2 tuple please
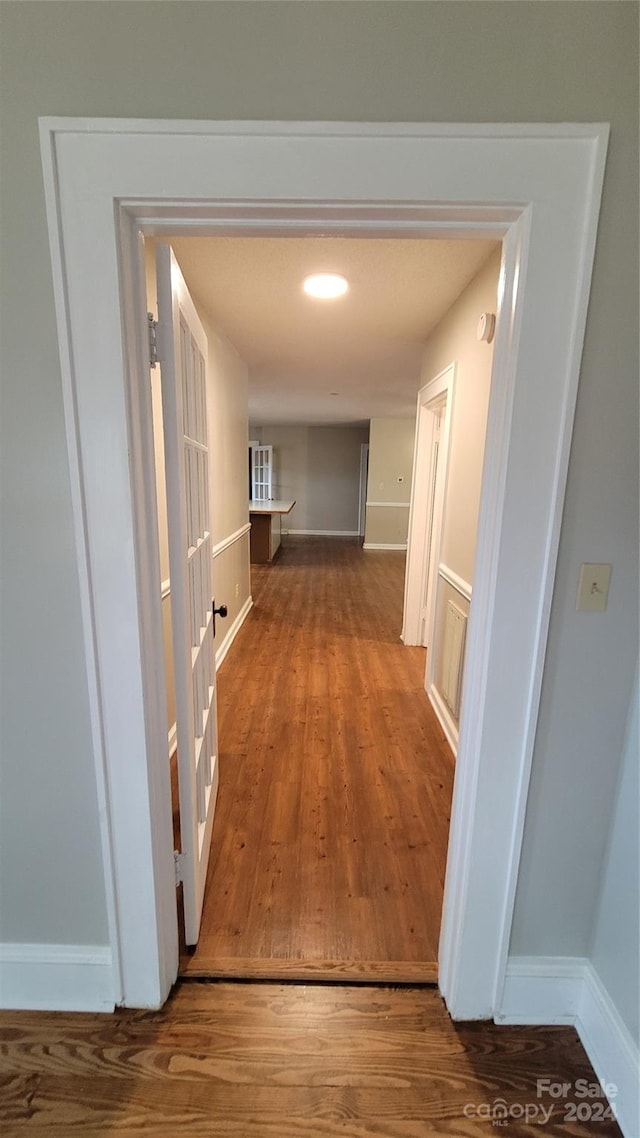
(576, 563, 612, 612)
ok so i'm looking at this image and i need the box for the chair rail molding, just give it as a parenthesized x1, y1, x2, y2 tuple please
(212, 521, 251, 561)
(366, 500, 411, 508)
(438, 563, 472, 603)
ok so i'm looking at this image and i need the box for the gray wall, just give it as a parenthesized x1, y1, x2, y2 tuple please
(251, 424, 369, 534)
(364, 418, 415, 547)
(0, 1, 637, 994)
(590, 671, 639, 1045)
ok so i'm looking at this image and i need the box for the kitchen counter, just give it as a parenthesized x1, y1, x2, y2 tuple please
(249, 500, 295, 563)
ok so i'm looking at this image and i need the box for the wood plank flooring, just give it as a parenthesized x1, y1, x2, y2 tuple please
(182, 537, 454, 980)
(0, 982, 622, 1136)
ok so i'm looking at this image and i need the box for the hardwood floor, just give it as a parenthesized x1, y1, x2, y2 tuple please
(181, 536, 454, 980)
(0, 982, 622, 1136)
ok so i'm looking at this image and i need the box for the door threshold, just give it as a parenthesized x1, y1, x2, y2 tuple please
(179, 955, 438, 984)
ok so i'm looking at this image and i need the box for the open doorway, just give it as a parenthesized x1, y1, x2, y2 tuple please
(41, 118, 607, 1014)
(358, 443, 369, 541)
(146, 234, 500, 981)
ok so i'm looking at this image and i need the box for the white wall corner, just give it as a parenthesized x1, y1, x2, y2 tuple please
(215, 595, 253, 670)
(498, 956, 639, 1138)
(0, 943, 115, 1012)
(578, 963, 640, 1138)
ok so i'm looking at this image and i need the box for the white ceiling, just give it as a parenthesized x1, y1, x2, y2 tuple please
(165, 235, 499, 426)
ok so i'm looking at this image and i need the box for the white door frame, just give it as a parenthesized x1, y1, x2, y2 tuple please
(358, 442, 369, 539)
(39, 119, 608, 1017)
(403, 364, 455, 648)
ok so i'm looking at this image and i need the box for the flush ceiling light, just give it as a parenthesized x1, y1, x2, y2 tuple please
(303, 273, 349, 299)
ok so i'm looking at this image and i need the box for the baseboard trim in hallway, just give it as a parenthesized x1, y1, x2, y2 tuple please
(179, 956, 438, 984)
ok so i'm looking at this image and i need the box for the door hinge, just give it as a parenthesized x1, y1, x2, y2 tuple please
(173, 849, 185, 887)
(147, 312, 159, 369)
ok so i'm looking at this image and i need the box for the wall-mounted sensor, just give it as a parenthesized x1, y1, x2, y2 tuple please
(477, 312, 496, 343)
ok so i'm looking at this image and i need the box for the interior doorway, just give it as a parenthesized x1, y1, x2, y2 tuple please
(41, 118, 607, 1014)
(149, 234, 500, 980)
(358, 442, 369, 540)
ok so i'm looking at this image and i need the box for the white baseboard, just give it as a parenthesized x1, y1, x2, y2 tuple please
(499, 956, 639, 1137)
(428, 683, 459, 757)
(0, 943, 115, 1012)
(216, 594, 253, 669)
(578, 963, 639, 1138)
(362, 542, 407, 551)
(498, 955, 586, 1025)
(282, 529, 359, 537)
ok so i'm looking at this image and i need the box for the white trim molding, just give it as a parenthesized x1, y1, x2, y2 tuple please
(363, 542, 408, 551)
(579, 964, 639, 1138)
(438, 563, 472, 603)
(403, 364, 456, 648)
(215, 595, 253, 670)
(428, 683, 461, 755)
(0, 943, 115, 1012)
(366, 500, 411, 509)
(212, 521, 251, 560)
(39, 117, 608, 1013)
(283, 528, 359, 537)
(499, 956, 639, 1138)
(426, 562, 473, 754)
(498, 955, 585, 1025)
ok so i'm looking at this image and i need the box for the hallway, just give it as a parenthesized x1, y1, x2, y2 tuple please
(181, 537, 454, 981)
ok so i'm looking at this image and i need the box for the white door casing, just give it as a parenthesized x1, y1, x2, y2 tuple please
(358, 443, 369, 539)
(39, 119, 608, 1015)
(403, 364, 456, 649)
(156, 246, 219, 945)
(423, 409, 443, 644)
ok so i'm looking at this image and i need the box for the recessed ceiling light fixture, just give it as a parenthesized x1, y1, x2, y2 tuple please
(303, 273, 349, 299)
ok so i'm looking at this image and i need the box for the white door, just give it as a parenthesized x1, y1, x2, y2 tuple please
(157, 245, 222, 945)
(251, 444, 273, 501)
